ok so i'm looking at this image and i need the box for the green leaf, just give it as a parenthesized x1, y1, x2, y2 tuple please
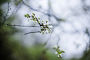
(24, 14, 30, 18)
(32, 13, 35, 16)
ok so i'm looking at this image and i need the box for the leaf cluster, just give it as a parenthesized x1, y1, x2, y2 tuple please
(53, 46, 65, 58)
(24, 13, 52, 34)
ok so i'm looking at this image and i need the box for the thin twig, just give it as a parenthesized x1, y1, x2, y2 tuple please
(7, 24, 39, 27)
(24, 31, 40, 35)
(6, 24, 54, 27)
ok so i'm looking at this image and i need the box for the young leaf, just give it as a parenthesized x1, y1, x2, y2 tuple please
(24, 14, 30, 18)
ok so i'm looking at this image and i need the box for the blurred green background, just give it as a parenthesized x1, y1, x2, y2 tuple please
(0, 0, 90, 60)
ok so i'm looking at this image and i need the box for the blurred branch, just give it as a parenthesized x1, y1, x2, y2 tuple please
(85, 28, 90, 50)
(48, 0, 51, 21)
(7, 24, 40, 27)
(2, 1, 22, 25)
(10, 1, 22, 16)
(2, 2, 10, 25)
(81, 0, 90, 13)
(6, 24, 55, 27)
(5, 2, 10, 18)
(24, 31, 40, 35)
(22, 0, 63, 21)
(57, 35, 60, 47)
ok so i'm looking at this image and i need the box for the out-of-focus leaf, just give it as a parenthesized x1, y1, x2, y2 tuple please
(24, 14, 30, 18)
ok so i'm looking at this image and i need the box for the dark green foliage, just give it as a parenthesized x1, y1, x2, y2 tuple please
(0, 8, 18, 60)
(0, 0, 8, 5)
(25, 44, 61, 60)
(80, 50, 90, 60)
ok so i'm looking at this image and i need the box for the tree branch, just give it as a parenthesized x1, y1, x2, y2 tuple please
(22, 0, 62, 21)
(2, 2, 10, 25)
(24, 31, 40, 35)
(7, 24, 39, 27)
